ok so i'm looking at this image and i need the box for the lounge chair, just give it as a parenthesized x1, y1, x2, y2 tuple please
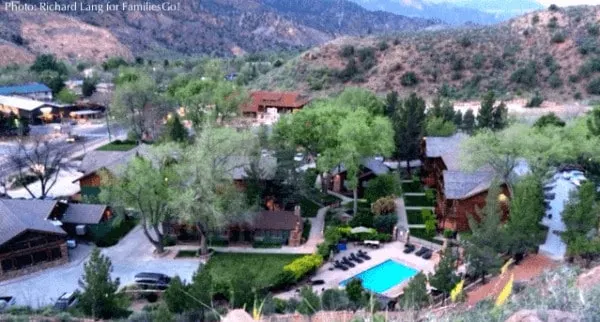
(334, 261, 348, 271)
(403, 244, 416, 254)
(415, 247, 429, 256)
(311, 279, 325, 285)
(544, 193, 556, 200)
(342, 257, 355, 267)
(350, 253, 364, 263)
(357, 250, 371, 260)
(421, 250, 433, 259)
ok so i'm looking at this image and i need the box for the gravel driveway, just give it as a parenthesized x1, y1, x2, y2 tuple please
(0, 226, 200, 308)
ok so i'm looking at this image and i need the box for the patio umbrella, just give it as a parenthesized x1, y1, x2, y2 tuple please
(350, 226, 372, 234)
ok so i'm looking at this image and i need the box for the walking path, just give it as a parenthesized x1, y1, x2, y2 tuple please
(327, 190, 353, 204)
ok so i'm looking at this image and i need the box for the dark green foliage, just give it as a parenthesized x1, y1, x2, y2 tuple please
(429, 96, 456, 122)
(39, 70, 66, 94)
(374, 214, 398, 234)
(337, 58, 358, 82)
(510, 61, 538, 88)
(587, 23, 600, 36)
(298, 286, 321, 316)
(587, 107, 600, 136)
(349, 210, 373, 228)
(400, 272, 429, 310)
(533, 113, 565, 128)
(345, 278, 366, 305)
(578, 38, 598, 55)
(302, 219, 311, 242)
(307, 68, 330, 91)
(492, 57, 505, 70)
(340, 45, 355, 58)
(561, 181, 600, 266)
(532, 14, 540, 24)
(0, 112, 29, 136)
(356, 47, 376, 70)
(587, 77, 600, 95)
(526, 92, 544, 107)
(459, 36, 472, 48)
(82, 78, 97, 97)
(89, 215, 138, 247)
(548, 4, 559, 11)
(462, 109, 475, 134)
(321, 289, 350, 311)
(400, 72, 419, 87)
(472, 54, 485, 69)
(378, 41, 389, 51)
(161, 114, 188, 143)
(78, 248, 128, 319)
(551, 32, 566, 44)
(102, 57, 129, 70)
(504, 175, 546, 256)
(547, 16, 558, 29)
(578, 57, 600, 78)
(463, 184, 504, 283)
(163, 276, 189, 313)
(392, 93, 426, 170)
(548, 73, 563, 88)
(384, 91, 399, 118)
(30, 54, 68, 75)
(453, 110, 463, 127)
(364, 173, 402, 204)
(428, 248, 459, 302)
(477, 90, 507, 131)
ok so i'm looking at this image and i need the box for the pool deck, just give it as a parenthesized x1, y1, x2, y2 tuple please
(276, 241, 437, 299)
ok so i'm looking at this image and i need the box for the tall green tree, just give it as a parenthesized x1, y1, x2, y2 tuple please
(297, 286, 321, 317)
(462, 109, 475, 134)
(82, 77, 97, 97)
(385, 91, 399, 118)
(164, 275, 189, 314)
(453, 109, 463, 128)
(477, 90, 507, 131)
(561, 181, 600, 267)
(463, 184, 505, 283)
(78, 248, 127, 319)
(504, 175, 546, 257)
(429, 96, 455, 122)
(173, 124, 255, 254)
(392, 93, 427, 174)
(426, 116, 457, 137)
(161, 114, 188, 143)
(188, 266, 215, 317)
(587, 106, 600, 136)
(345, 278, 366, 307)
(332, 87, 385, 115)
(428, 248, 459, 304)
(112, 73, 169, 141)
(99, 144, 181, 253)
(400, 272, 429, 310)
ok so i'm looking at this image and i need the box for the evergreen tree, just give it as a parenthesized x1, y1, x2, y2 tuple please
(401, 272, 429, 310)
(462, 184, 505, 283)
(477, 90, 495, 129)
(78, 248, 127, 319)
(492, 101, 508, 130)
(297, 286, 321, 316)
(504, 175, 546, 257)
(428, 248, 459, 304)
(561, 181, 600, 267)
(164, 275, 189, 313)
(587, 106, 600, 136)
(453, 110, 463, 128)
(534, 113, 565, 128)
(345, 278, 366, 307)
(462, 109, 475, 134)
(429, 96, 455, 122)
(82, 77, 97, 97)
(188, 266, 214, 315)
(392, 93, 427, 173)
(384, 91, 399, 118)
(162, 114, 188, 143)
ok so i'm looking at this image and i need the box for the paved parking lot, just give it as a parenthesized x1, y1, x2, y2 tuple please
(0, 227, 201, 308)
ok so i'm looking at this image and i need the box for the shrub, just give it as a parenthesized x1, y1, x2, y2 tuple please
(400, 71, 419, 87)
(532, 14, 540, 25)
(569, 74, 580, 83)
(371, 196, 396, 215)
(421, 208, 435, 224)
(336, 58, 359, 82)
(526, 92, 544, 107)
(317, 241, 334, 260)
(253, 241, 283, 248)
(548, 73, 563, 88)
(443, 229, 455, 239)
(510, 61, 538, 88)
(378, 41, 389, 51)
(548, 4, 559, 11)
(574, 92, 583, 100)
(588, 23, 600, 36)
(459, 36, 472, 48)
(551, 32, 566, 44)
(302, 219, 311, 243)
(547, 17, 558, 29)
(283, 254, 323, 281)
(349, 210, 373, 227)
(365, 174, 402, 204)
(373, 214, 397, 234)
(472, 54, 485, 69)
(340, 45, 355, 58)
(587, 77, 600, 95)
(425, 189, 436, 203)
(578, 57, 600, 78)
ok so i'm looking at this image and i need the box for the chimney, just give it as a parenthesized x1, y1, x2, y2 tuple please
(294, 205, 301, 218)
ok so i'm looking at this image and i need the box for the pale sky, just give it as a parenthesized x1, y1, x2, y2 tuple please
(536, 0, 600, 5)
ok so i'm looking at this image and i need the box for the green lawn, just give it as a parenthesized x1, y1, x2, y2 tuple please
(96, 140, 138, 151)
(401, 181, 424, 193)
(406, 209, 425, 225)
(404, 194, 434, 207)
(204, 253, 301, 289)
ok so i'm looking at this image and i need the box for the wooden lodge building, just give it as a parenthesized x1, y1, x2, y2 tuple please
(0, 199, 110, 281)
(241, 91, 309, 120)
(328, 158, 391, 198)
(422, 134, 510, 231)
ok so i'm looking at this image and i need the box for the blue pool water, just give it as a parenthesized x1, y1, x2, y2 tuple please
(339, 260, 418, 293)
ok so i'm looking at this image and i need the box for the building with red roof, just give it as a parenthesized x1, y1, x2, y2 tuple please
(242, 91, 309, 119)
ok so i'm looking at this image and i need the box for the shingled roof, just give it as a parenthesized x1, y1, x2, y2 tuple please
(252, 210, 302, 231)
(242, 91, 309, 113)
(424, 133, 469, 171)
(227, 155, 277, 180)
(61, 204, 108, 224)
(443, 170, 497, 200)
(331, 158, 390, 176)
(0, 199, 65, 246)
(74, 144, 150, 182)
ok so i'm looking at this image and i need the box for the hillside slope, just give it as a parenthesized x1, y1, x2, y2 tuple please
(252, 5, 600, 101)
(0, 0, 436, 65)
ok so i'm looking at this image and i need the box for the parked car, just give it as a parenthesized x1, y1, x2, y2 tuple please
(0, 296, 16, 312)
(134, 272, 171, 290)
(54, 292, 79, 310)
(294, 153, 304, 162)
(66, 134, 81, 143)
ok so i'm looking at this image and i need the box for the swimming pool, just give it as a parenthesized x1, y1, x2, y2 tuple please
(339, 259, 418, 293)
